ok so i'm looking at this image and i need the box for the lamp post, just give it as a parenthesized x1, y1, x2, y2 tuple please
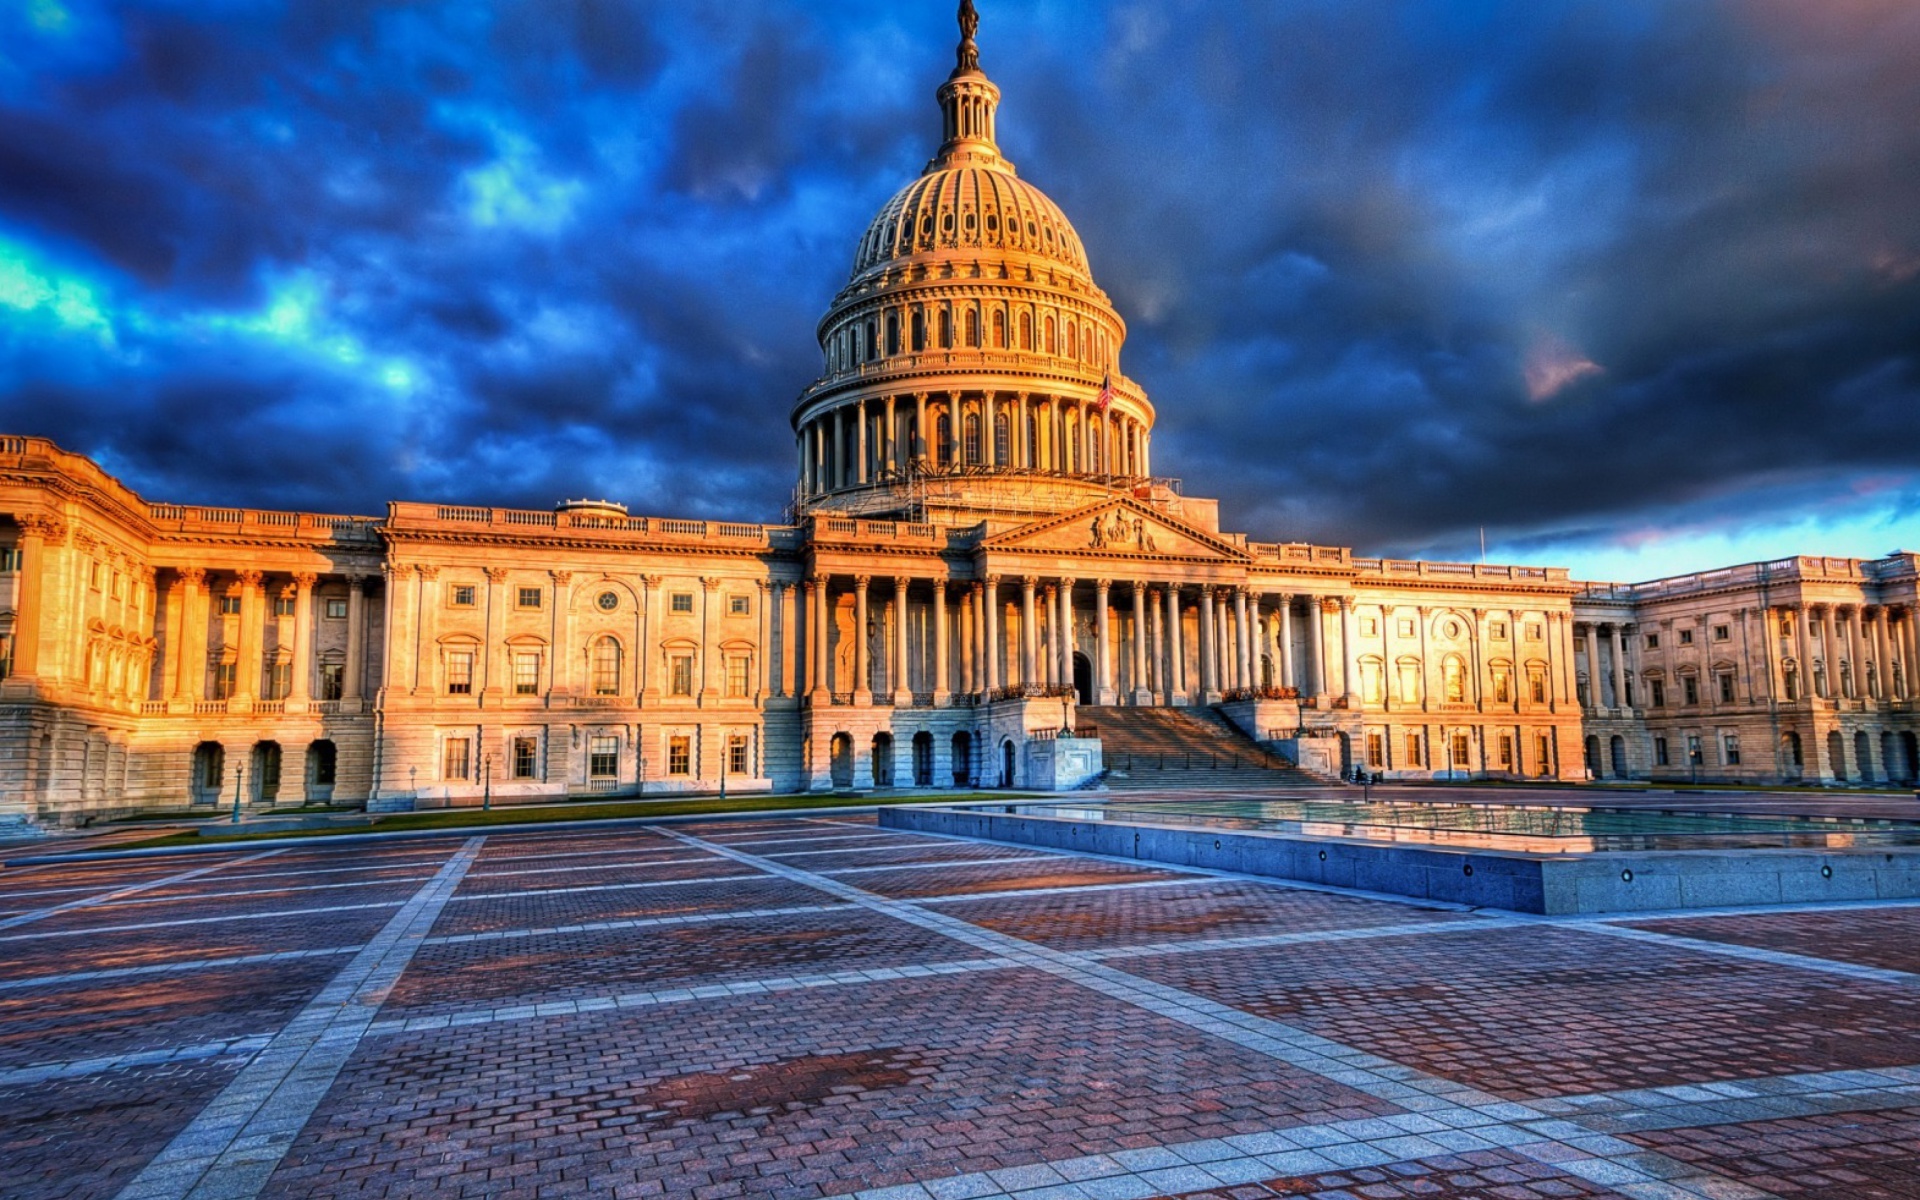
(719, 741, 728, 801)
(230, 765, 247, 824)
(483, 753, 492, 811)
(408, 765, 417, 804)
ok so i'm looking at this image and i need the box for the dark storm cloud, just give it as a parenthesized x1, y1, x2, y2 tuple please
(1, 0, 1915, 569)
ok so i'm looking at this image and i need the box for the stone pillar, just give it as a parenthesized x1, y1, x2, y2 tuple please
(853, 575, 872, 703)
(962, 582, 978, 694)
(1165, 586, 1185, 705)
(1308, 596, 1328, 703)
(1198, 588, 1218, 702)
(1014, 392, 1030, 466)
(1558, 612, 1579, 710)
(289, 572, 316, 705)
(1870, 606, 1890, 700)
(173, 566, 206, 701)
(1020, 576, 1038, 688)
(7, 516, 65, 688)
(1336, 597, 1358, 704)
(1130, 583, 1150, 703)
(1095, 579, 1113, 703)
(1277, 594, 1295, 695)
(1846, 606, 1866, 698)
(884, 395, 898, 475)
(234, 569, 264, 703)
(934, 581, 952, 705)
(1609, 624, 1628, 712)
(982, 576, 1000, 693)
(1763, 606, 1785, 702)
(481, 567, 507, 698)
(1898, 605, 1916, 699)
(1793, 603, 1812, 700)
(1414, 606, 1431, 711)
(1234, 589, 1252, 692)
(1059, 577, 1077, 686)
(893, 577, 912, 704)
(805, 579, 825, 700)
(855, 400, 870, 485)
(914, 392, 929, 463)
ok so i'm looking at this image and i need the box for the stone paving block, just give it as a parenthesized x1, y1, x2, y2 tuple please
(1621, 906, 1920, 976)
(426, 875, 835, 937)
(1120, 924, 1920, 1100)
(849, 859, 1187, 901)
(1621, 1104, 1920, 1198)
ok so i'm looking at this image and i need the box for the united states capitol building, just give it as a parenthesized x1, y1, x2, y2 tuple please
(3, 13, 1916, 825)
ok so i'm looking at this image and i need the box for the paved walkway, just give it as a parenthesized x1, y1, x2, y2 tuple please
(4, 803, 1920, 1198)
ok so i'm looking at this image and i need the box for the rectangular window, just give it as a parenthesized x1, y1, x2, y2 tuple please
(1686, 733, 1703, 764)
(1498, 734, 1514, 769)
(1451, 732, 1470, 767)
(1529, 671, 1546, 703)
(1397, 618, 1415, 638)
(110, 571, 122, 599)
(726, 655, 750, 697)
(512, 736, 538, 780)
(1723, 733, 1741, 765)
(1682, 676, 1699, 706)
(1574, 636, 1587, 652)
(1490, 621, 1507, 639)
(670, 654, 694, 697)
(219, 594, 242, 615)
(1678, 628, 1694, 645)
(325, 598, 348, 619)
(727, 734, 750, 775)
(668, 735, 691, 776)
(0, 548, 21, 572)
(1718, 673, 1736, 703)
(516, 586, 543, 609)
(1535, 733, 1551, 774)
(513, 651, 540, 696)
(1359, 617, 1378, 637)
(449, 584, 476, 607)
(442, 737, 471, 781)
(267, 661, 291, 701)
(1406, 732, 1423, 767)
(273, 595, 296, 617)
(319, 663, 344, 700)
(1645, 633, 1659, 649)
(1526, 623, 1542, 640)
(90, 562, 103, 590)
(1655, 736, 1670, 766)
(1650, 678, 1666, 707)
(1712, 624, 1730, 642)
(1366, 731, 1384, 768)
(446, 651, 474, 695)
(671, 592, 694, 613)
(1493, 671, 1511, 703)
(729, 594, 750, 616)
(589, 735, 618, 780)
(212, 660, 237, 700)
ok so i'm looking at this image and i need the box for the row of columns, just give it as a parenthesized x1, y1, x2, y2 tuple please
(1780, 602, 1914, 702)
(798, 390, 1151, 496)
(163, 569, 367, 705)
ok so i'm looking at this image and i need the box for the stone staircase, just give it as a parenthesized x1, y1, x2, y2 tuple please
(1077, 705, 1338, 791)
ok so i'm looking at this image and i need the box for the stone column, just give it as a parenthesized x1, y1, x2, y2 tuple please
(1166, 586, 1186, 705)
(805, 579, 825, 700)
(1095, 579, 1113, 703)
(234, 569, 264, 703)
(853, 575, 872, 703)
(289, 572, 316, 705)
(1020, 576, 1038, 688)
(1793, 603, 1812, 700)
(1558, 612, 1579, 710)
(1610, 624, 1628, 711)
(1870, 606, 1890, 700)
(1234, 589, 1252, 691)
(1014, 392, 1030, 466)
(934, 581, 952, 705)
(1763, 606, 1785, 702)
(1198, 588, 1218, 702)
(961, 582, 978, 694)
(982, 576, 1000, 692)
(854, 400, 870, 485)
(1308, 596, 1328, 703)
(1414, 605, 1431, 711)
(172, 566, 205, 701)
(893, 577, 912, 704)
(1040, 585, 1057, 687)
(761, 580, 778, 698)
(1130, 583, 1150, 703)
(884, 395, 898, 475)
(480, 567, 507, 698)
(1847, 606, 1866, 698)
(1819, 605, 1838, 697)
(1277, 594, 1295, 694)
(1339, 596, 1359, 704)
(1059, 577, 1076, 686)
(1898, 605, 1916, 699)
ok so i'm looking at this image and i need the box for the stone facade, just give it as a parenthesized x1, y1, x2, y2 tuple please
(1, 17, 1913, 825)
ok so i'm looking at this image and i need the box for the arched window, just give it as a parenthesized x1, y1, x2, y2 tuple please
(1026, 414, 1039, 467)
(886, 313, 901, 356)
(938, 308, 952, 348)
(865, 319, 878, 362)
(965, 309, 978, 347)
(994, 412, 1010, 464)
(963, 413, 981, 465)
(936, 413, 953, 465)
(590, 636, 621, 697)
(910, 310, 925, 351)
(1443, 657, 1466, 703)
(1018, 311, 1032, 349)
(1065, 322, 1077, 359)
(991, 310, 1005, 348)
(1043, 314, 1055, 354)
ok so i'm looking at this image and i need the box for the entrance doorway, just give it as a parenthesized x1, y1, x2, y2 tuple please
(999, 738, 1016, 788)
(251, 741, 282, 804)
(1072, 652, 1092, 705)
(191, 742, 224, 805)
(307, 740, 337, 802)
(829, 733, 854, 789)
(871, 733, 894, 787)
(912, 732, 933, 786)
(1609, 736, 1627, 779)
(951, 731, 972, 785)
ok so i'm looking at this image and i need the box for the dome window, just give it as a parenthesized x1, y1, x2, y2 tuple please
(986, 214, 999, 235)
(963, 211, 976, 235)
(965, 309, 979, 347)
(942, 211, 955, 235)
(920, 214, 933, 239)
(1027, 220, 1038, 239)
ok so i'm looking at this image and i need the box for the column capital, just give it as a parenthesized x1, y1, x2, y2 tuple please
(483, 567, 510, 584)
(893, 575, 912, 591)
(701, 576, 722, 591)
(291, 571, 318, 589)
(551, 570, 573, 586)
(236, 569, 264, 588)
(759, 578, 774, 593)
(18, 514, 67, 543)
(853, 574, 872, 589)
(640, 573, 662, 587)
(179, 566, 207, 586)
(1095, 578, 1112, 593)
(414, 565, 438, 580)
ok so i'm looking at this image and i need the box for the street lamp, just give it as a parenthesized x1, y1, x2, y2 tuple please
(231, 765, 247, 824)
(483, 753, 492, 811)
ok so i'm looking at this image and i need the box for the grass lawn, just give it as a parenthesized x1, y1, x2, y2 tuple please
(114, 790, 1017, 850)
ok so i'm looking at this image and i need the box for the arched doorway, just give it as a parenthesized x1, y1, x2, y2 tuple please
(191, 741, 224, 805)
(1584, 735, 1601, 778)
(1337, 732, 1353, 776)
(251, 741, 282, 804)
(1072, 652, 1092, 705)
(1261, 654, 1274, 690)
(1855, 731, 1874, 783)
(871, 732, 894, 788)
(1827, 731, 1847, 782)
(1609, 736, 1627, 779)
(1901, 732, 1920, 785)
(1000, 738, 1016, 788)
(912, 732, 933, 787)
(950, 731, 972, 786)
(829, 732, 854, 789)
(307, 740, 337, 802)
(1781, 731, 1804, 781)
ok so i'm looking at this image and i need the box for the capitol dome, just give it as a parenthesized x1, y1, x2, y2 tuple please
(791, 1, 1156, 522)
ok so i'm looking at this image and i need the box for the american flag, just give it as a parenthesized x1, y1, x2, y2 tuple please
(1092, 372, 1115, 412)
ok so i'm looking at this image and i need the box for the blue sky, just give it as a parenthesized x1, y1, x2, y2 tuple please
(2, 0, 1916, 582)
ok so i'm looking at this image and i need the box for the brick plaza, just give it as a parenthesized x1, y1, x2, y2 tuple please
(6, 803, 1920, 1199)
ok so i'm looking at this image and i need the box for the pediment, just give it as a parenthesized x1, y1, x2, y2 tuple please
(980, 498, 1251, 562)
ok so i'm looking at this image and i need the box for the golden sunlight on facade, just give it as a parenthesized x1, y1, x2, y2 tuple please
(1, 7, 1915, 826)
